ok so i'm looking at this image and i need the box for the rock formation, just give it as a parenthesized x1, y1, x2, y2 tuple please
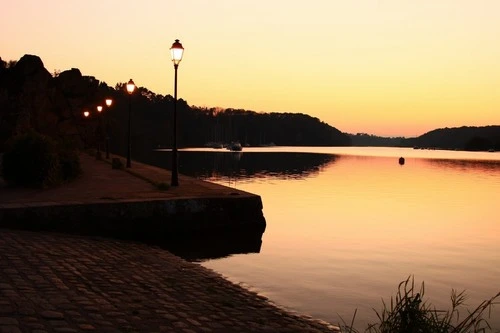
(0, 54, 107, 151)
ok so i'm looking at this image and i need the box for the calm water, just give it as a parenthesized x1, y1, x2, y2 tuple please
(148, 147, 500, 330)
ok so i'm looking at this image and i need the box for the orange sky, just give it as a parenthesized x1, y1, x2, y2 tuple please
(2, 0, 499, 137)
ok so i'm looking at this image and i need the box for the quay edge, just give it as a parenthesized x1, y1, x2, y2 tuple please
(0, 195, 266, 242)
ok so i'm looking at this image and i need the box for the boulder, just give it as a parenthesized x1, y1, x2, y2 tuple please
(0, 54, 107, 151)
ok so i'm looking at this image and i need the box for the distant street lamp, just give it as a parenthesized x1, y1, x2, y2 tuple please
(126, 79, 136, 168)
(170, 39, 184, 186)
(96, 105, 103, 158)
(83, 111, 90, 149)
(105, 98, 113, 159)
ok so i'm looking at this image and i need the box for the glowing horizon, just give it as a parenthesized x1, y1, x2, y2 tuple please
(1, 0, 499, 137)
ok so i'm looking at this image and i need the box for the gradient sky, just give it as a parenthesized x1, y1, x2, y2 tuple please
(2, 0, 499, 137)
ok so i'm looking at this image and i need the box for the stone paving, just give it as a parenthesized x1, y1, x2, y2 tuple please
(0, 229, 340, 333)
(0, 153, 341, 332)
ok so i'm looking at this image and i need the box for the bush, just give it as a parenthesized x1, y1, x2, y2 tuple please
(2, 131, 60, 188)
(339, 277, 500, 333)
(156, 182, 170, 191)
(1, 131, 81, 188)
(111, 157, 124, 170)
(58, 148, 82, 181)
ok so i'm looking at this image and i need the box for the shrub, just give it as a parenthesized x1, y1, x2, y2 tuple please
(1, 131, 82, 188)
(111, 157, 124, 170)
(58, 148, 82, 181)
(2, 130, 61, 188)
(156, 182, 170, 191)
(339, 277, 500, 333)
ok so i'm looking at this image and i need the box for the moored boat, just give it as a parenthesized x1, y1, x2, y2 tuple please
(227, 142, 242, 151)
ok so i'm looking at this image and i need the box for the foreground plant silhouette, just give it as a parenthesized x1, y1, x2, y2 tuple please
(339, 276, 500, 333)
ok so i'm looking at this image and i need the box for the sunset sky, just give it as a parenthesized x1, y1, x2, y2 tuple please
(2, 0, 499, 137)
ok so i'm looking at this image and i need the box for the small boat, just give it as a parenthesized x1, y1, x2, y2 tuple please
(227, 142, 242, 151)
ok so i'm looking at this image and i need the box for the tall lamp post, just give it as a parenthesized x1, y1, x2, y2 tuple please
(126, 79, 136, 168)
(170, 39, 184, 186)
(104, 98, 113, 159)
(96, 105, 103, 159)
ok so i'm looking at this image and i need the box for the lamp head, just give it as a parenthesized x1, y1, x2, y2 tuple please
(83, 111, 90, 117)
(105, 98, 113, 107)
(126, 79, 136, 94)
(170, 39, 184, 65)
(97, 105, 103, 112)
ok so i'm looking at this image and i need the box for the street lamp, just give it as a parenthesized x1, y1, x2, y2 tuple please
(96, 105, 103, 159)
(126, 79, 136, 168)
(104, 98, 113, 159)
(83, 111, 90, 149)
(170, 39, 184, 186)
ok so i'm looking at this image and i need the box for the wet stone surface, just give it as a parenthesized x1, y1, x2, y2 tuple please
(0, 229, 339, 332)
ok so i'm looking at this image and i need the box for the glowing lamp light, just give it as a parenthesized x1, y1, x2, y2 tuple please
(97, 105, 103, 112)
(83, 111, 90, 117)
(170, 39, 184, 65)
(105, 98, 112, 107)
(126, 79, 136, 94)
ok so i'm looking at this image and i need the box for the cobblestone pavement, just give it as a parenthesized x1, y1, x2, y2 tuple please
(0, 229, 340, 333)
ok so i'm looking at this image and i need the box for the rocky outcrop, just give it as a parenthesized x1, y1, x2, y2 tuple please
(0, 54, 106, 151)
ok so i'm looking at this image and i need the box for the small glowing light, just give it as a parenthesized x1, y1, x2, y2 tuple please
(126, 79, 136, 94)
(83, 111, 90, 117)
(97, 106, 103, 112)
(105, 98, 113, 107)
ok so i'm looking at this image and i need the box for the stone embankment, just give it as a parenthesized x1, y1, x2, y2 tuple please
(0, 153, 266, 240)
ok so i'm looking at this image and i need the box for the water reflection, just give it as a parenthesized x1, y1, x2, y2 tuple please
(423, 157, 500, 173)
(130, 150, 337, 260)
(132, 148, 500, 328)
(142, 151, 338, 181)
(164, 230, 263, 262)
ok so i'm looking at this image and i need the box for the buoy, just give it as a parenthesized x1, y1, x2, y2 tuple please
(399, 157, 405, 165)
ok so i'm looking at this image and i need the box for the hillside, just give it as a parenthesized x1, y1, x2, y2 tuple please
(413, 126, 500, 151)
(0, 54, 351, 154)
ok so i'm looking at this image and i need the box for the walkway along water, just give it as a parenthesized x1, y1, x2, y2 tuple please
(0, 153, 340, 332)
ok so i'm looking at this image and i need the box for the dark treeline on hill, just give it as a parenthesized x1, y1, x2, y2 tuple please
(2, 54, 498, 155)
(349, 133, 409, 147)
(349, 127, 500, 151)
(0, 54, 350, 157)
(410, 126, 500, 151)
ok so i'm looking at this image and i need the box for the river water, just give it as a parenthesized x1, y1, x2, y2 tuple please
(149, 146, 500, 330)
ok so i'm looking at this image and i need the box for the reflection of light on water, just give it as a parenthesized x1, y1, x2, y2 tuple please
(178, 146, 500, 162)
(149, 147, 500, 329)
(192, 148, 500, 330)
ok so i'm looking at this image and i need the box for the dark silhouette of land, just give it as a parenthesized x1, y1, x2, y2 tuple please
(0, 54, 350, 158)
(349, 127, 500, 151)
(409, 125, 500, 151)
(1, 54, 498, 155)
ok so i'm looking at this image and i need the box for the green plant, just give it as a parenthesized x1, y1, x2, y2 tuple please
(339, 276, 500, 333)
(2, 130, 61, 188)
(111, 157, 124, 170)
(156, 182, 170, 191)
(58, 147, 82, 181)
